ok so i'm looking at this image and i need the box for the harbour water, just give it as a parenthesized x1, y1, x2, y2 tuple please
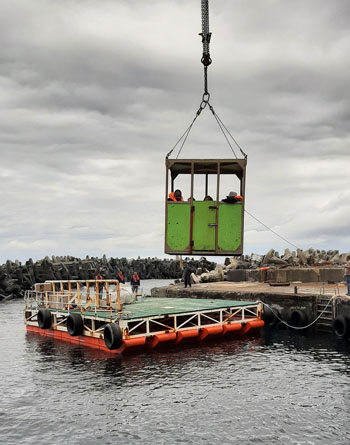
(1, 279, 350, 444)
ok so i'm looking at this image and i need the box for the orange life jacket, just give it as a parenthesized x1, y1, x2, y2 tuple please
(132, 274, 139, 282)
(169, 192, 183, 202)
(236, 195, 243, 201)
(117, 273, 124, 281)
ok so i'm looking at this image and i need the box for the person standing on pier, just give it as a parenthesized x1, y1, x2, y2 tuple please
(131, 271, 140, 294)
(116, 271, 125, 284)
(183, 266, 194, 288)
(345, 256, 350, 296)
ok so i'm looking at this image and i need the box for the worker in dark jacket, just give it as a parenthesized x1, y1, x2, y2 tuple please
(183, 266, 193, 288)
(131, 271, 140, 293)
(222, 191, 242, 203)
(116, 271, 125, 284)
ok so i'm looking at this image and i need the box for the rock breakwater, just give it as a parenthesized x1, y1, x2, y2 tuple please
(0, 255, 216, 300)
(225, 248, 350, 270)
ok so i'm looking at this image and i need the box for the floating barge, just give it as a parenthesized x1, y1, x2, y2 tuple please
(24, 279, 264, 354)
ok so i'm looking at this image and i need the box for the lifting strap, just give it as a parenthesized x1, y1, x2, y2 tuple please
(166, 0, 247, 161)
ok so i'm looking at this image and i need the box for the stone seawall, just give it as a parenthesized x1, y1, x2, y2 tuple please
(0, 256, 216, 300)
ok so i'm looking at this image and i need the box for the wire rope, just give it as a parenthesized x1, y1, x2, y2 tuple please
(166, 0, 247, 161)
(261, 297, 334, 330)
(245, 209, 300, 250)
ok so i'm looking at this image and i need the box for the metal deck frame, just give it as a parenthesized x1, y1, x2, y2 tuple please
(121, 303, 261, 338)
(24, 279, 262, 342)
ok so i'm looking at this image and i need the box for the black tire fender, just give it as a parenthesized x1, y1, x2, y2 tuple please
(290, 310, 308, 328)
(275, 321, 288, 330)
(264, 307, 281, 328)
(104, 323, 123, 350)
(262, 306, 275, 325)
(37, 309, 52, 329)
(67, 313, 84, 336)
(333, 315, 350, 340)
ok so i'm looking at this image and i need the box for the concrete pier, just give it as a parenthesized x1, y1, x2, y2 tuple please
(151, 281, 350, 334)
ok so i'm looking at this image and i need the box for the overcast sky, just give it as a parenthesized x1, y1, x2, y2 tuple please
(0, 0, 349, 263)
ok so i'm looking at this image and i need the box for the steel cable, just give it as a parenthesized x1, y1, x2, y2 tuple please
(261, 297, 334, 330)
(244, 209, 300, 250)
(166, 0, 248, 160)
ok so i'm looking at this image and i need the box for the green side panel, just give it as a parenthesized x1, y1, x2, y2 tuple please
(217, 204, 242, 252)
(167, 203, 191, 251)
(193, 201, 216, 251)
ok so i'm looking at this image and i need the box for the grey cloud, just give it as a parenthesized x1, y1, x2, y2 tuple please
(0, 0, 349, 262)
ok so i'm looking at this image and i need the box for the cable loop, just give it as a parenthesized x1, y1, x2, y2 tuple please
(202, 92, 210, 103)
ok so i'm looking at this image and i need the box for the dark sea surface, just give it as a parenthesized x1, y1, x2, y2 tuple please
(1, 279, 350, 444)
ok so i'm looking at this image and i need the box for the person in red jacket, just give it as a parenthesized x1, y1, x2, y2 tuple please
(345, 255, 350, 296)
(168, 189, 183, 202)
(116, 271, 125, 284)
(130, 271, 140, 294)
(96, 271, 103, 280)
(95, 271, 104, 296)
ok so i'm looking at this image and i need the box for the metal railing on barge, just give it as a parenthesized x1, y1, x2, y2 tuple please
(25, 279, 128, 314)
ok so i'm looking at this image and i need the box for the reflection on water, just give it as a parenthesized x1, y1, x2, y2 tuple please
(2, 284, 350, 444)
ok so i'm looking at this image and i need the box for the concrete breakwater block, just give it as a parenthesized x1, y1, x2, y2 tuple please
(227, 269, 267, 282)
(267, 268, 344, 284)
(227, 267, 345, 284)
(226, 270, 248, 282)
(319, 268, 345, 283)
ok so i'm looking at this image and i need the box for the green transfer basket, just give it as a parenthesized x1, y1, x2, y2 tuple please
(165, 159, 246, 256)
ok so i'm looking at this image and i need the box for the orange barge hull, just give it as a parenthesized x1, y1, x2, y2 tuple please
(25, 293, 264, 355)
(26, 320, 264, 355)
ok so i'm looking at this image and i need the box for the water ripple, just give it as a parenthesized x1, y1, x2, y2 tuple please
(1, 297, 350, 444)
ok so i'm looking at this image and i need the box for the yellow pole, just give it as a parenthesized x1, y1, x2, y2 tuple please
(77, 282, 81, 306)
(106, 281, 110, 307)
(96, 281, 100, 309)
(117, 280, 121, 312)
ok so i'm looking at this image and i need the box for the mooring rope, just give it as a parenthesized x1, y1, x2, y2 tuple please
(261, 296, 335, 330)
